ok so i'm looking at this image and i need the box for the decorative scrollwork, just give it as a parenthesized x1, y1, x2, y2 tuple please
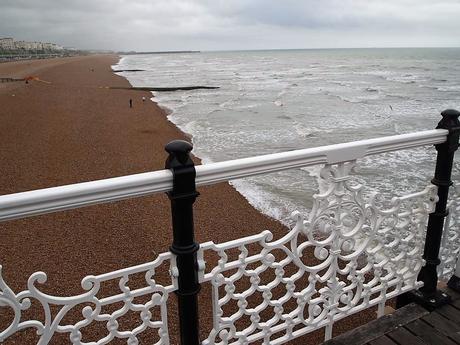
(439, 183, 460, 281)
(200, 161, 437, 345)
(0, 253, 177, 344)
(0, 160, 440, 345)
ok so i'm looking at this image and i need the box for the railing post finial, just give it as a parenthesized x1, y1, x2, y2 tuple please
(437, 109, 460, 153)
(438, 109, 460, 128)
(165, 140, 200, 345)
(414, 109, 460, 310)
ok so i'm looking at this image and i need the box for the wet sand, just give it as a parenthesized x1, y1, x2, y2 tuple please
(0, 55, 374, 344)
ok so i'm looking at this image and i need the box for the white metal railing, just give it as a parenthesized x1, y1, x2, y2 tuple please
(0, 129, 447, 222)
(0, 128, 458, 345)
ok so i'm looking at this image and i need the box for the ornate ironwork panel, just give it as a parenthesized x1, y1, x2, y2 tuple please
(199, 161, 437, 344)
(0, 253, 177, 344)
(0, 160, 442, 344)
(439, 183, 460, 281)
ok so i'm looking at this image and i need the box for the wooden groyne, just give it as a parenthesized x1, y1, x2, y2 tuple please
(0, 77, 24, 83)
(109, 86, 219, 92)
(112, 69, 145, 72)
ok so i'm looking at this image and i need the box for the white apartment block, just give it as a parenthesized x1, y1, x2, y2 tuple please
(30, 42, 43, 50)
(0, 38, 65, 51)
(0, 38, 15, 50)
(14, 40, 28, 49)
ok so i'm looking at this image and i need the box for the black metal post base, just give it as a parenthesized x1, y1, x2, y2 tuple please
(448, 275, 460, 293)
(412, 109, 460, 311)
(165, 140, 201, 345)
(406, 289, 451, 311)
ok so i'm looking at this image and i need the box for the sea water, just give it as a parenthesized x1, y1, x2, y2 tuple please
(114, 48, 460, 225)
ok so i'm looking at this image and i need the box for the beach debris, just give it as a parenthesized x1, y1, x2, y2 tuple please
(1, 76, 50, 84)
(110, 86, 219, 92)
(24, 76, 51, 84)
(129, 99, 133, 108)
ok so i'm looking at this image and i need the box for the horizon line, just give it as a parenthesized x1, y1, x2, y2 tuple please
(109, 46, 460, 54)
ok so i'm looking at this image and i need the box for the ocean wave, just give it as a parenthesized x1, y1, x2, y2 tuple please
(392, 79, 417, 84)
(277, 115, 292, 120)
(158, 103, 174, 115)
(365, 87, 379, 92)
(322, 90, 375, 104)
(419, 84, 460, 92)
(114, 50, 460, 227)
(277, 89, 288, 97)
(384, 93, 411, 100)
(331, 80, 352, 87)
(292, 122, 313, 138)
(436, 85, 460, 92)
(419, 84, 439, 90)
(431, 78, 447, 82)
(229, 179, 292, 225)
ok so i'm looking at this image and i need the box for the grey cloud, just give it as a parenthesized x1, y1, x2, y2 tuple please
(206, 0, 460, 30)
(0, 0, 459, 51)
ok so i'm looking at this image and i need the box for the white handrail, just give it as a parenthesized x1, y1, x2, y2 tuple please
(195, 129, 447, 185)
(0, 129, 447, 221)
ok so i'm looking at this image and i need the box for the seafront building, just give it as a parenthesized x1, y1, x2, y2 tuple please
(0, 37, 15, 50)
(0, 37, 71, 61)
(0, 37, 64, 52)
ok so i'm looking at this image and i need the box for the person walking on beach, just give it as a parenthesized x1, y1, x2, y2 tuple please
(142, 96, 146, 102)
(129, 99, 133, 108)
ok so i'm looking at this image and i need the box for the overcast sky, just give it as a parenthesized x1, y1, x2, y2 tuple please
(1, 0, 460, 51)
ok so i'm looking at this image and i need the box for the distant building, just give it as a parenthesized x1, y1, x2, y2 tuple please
(0, 37, 15, 50)
(50, 43, 64, 50)
(14, 40, 29, 49)
(0, 37, 66, 52)
(30, 41, 43, 50)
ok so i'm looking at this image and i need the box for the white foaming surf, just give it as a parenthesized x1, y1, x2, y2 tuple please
(113, 48, 460, 224)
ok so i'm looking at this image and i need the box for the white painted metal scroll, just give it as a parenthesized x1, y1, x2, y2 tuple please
(198, 162, 437, 344)
(0, 253, 177, 344)
(439, 182, 460, 281)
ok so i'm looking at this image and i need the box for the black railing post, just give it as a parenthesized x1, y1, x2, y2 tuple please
(165, 140, 200, 345)
(412, 109, 460, 309)
(448, 262, 460, 292)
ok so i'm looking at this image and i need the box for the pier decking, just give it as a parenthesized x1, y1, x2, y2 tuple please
(324, 288, 460, 345)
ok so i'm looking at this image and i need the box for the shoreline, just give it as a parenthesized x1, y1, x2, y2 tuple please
(112, 56, 296, 230)
(0, 55, 375, 344)
(113, 56, 293, 225)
